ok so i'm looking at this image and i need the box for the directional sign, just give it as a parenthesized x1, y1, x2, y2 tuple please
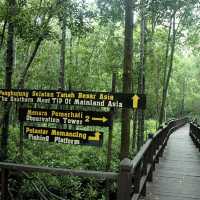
(19, 108, 112, 127)
(24, 126, 103, 147)
(0, 89, 146, 109)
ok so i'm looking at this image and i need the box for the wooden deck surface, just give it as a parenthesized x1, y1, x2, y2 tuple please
(143, 124, 200, 200)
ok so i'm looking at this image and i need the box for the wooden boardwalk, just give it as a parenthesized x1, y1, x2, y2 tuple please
(144, 124, 200, 200)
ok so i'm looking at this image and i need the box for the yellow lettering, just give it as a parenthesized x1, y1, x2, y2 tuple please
(99, 94, 114, 101)
(78, 92, 96, 100)
(56, 92, 75, 98)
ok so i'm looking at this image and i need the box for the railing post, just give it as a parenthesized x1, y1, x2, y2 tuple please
(147, 143, 153, 182)
(155, 137, 160, 164)
(190, 123, 200, 151)
(1, 168, 8, 200)
(159, 133, 164, 158)
(196, 126, 200, 151)
(151, 139, 156, 171)
(159, 130, 168, 157)
(141, 181, 146, 196)
(134, 164, 141, 194)
(141, 154, 148, 196)
(117, 158, 132, 200)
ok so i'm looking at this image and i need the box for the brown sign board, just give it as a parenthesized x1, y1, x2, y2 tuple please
(0, 89, 146, 109)
(19, 108, 112, 127)
(24, 126, 103, 147)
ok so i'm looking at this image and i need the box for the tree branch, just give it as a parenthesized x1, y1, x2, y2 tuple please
(0, 20, 7, 50)
(17, 37, 43, 88)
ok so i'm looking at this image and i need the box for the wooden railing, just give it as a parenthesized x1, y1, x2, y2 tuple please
(0, 118, 188, 200)
(117, 118, 188, 200)
(190, 122, 200, 151)
(0, 162, 118, 200)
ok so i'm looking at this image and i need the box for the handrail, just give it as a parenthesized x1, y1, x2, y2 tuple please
(117, 118, 188, 200)
(190, 122, 200, 151)
(0, 162, 118, 199)
(0, 162, 118, 179)
(130, 118, 186, 173)
(130, 139, 152, 173)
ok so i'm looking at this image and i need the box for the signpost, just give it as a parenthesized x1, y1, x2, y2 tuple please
(0, 88, 146, 147)
(0, 89, 146, 109)
(24, 126, 103, 147)
(19, 108, 112, 127)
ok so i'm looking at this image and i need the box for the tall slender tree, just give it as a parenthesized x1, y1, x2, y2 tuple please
(59, 16, 67, 90)
(159, 15, 173, 125)
(0, 0, 16, 161)
(159, 11, 176, 126)
(120, 0, 133, 159)
(137, 0, 146, 150)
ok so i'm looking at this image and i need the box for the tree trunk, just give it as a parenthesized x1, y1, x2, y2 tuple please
(131, 8, 137, 155)
(180, 77, 186, 117)
(57, 17, 67, 130)
(17, 12, 53, 89)
(0, 0, 16, 161)
(156, 64, 160, 129)
(0, 20, 7, 51)
(106, 72, 116, 170)
(75, 37, 80, 68)
(59, 18, 67, 90)
(159, 16, 173, 126)
(120, 0, 133, 159)
(17, 37, 43, 88)
(132, 109, 138, 153)
(105, 72, 116, 200)
(159, 13, 176, 126)
(137, 0, 146, 150)
(69, 33, 73, 67)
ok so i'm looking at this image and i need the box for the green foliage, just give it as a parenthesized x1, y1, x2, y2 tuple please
(96, 0, 124, 24)
(1, 0, 200, 198)
(145, 119, 157, 134)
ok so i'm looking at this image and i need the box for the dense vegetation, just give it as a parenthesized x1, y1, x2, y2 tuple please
(0, 0, 200, 199)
